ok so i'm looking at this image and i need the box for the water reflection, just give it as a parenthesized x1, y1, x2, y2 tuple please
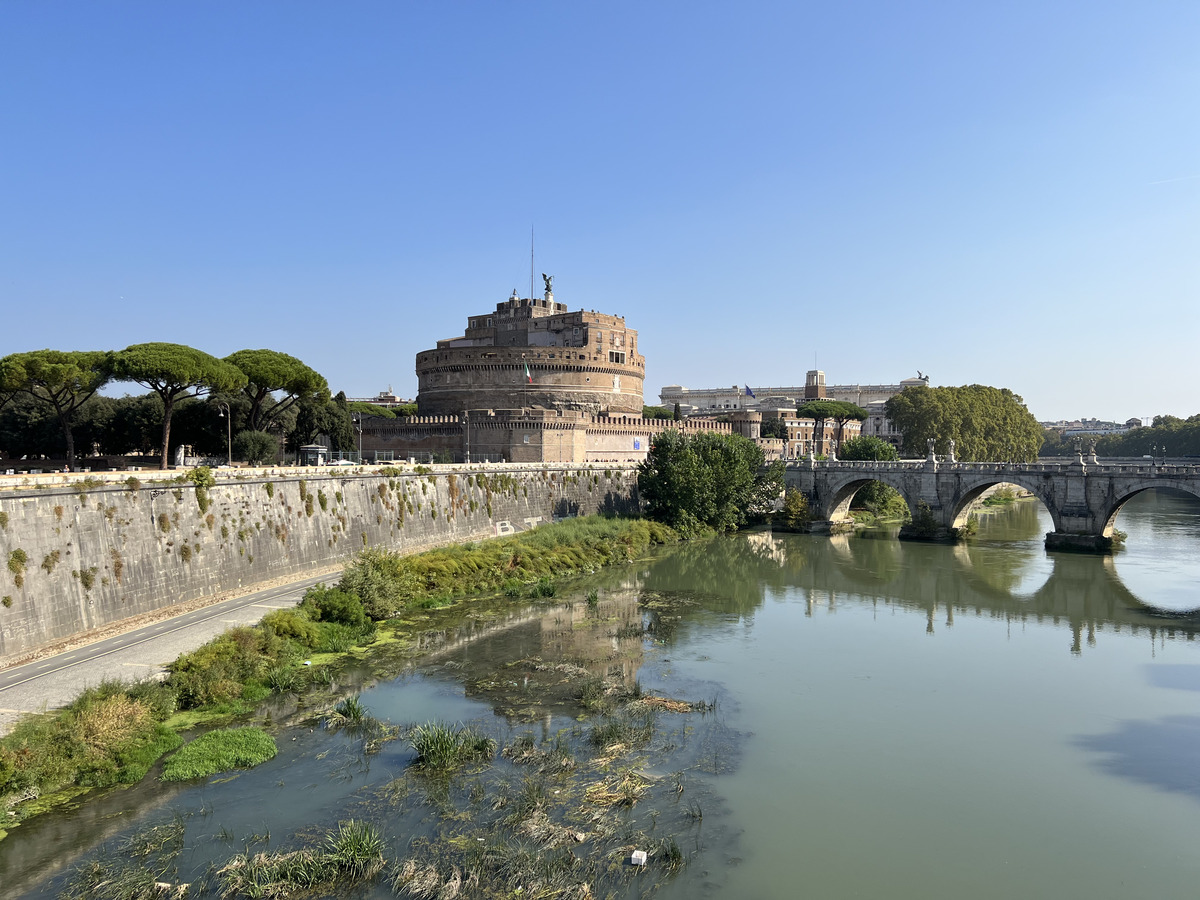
(1110, 489, 1200, 614)
(635, 496, 1200, 655)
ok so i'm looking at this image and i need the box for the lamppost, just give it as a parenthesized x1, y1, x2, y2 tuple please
(216, 401, 232, 467)
(352, 414, 363, 463)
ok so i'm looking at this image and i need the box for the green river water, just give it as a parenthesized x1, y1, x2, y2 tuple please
(6, 489, 1200, 898)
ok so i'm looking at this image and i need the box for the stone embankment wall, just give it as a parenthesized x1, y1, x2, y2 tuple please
(0, 464, 639, 662)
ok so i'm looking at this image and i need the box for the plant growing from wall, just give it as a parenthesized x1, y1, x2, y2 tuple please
(8, 549, 28, 588)
(189, 466, 216, 513)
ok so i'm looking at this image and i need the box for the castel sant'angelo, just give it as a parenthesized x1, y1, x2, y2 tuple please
(359, 277, 734, 464)
(416, 279, 645, 416)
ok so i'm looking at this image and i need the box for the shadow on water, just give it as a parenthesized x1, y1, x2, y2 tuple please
(1144, 663, 1200, 692)
(1074, 716, 1200, 800)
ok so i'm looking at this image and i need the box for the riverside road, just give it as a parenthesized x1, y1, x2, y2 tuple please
(0, 571, 338, 736)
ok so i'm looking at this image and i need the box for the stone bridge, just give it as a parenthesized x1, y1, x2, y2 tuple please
(784, 450, 1200, 551)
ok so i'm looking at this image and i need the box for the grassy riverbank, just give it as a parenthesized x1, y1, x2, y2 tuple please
(0, 515, 678, 838)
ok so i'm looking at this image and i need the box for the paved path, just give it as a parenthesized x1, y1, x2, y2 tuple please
(0, 571, 340, 736)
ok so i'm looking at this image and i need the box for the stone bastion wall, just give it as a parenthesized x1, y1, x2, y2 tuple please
(0, 464, 640, 663)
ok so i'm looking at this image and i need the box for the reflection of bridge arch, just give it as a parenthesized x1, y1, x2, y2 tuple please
(1101, 483, 1200, 537)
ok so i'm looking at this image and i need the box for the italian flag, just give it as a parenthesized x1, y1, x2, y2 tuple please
(524, 362, 532, 383)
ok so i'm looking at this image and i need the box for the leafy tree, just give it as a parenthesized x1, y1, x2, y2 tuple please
(637, 429, 783, 536)
(224, 349, 329, 433)
(168, 396, 243, 458)
(288, 391, 356, 454)
(837, 435, 904, 513)
(759, 417, 788, 440)
(0, 350, 112, 470)
(1086, 414, 1200, 458)
(0, 392, 63, 461)
(673, 402, 681, 421)
(1039, 429, 1075, 457)
(330, 392, 357, 452)
(110, 343, 247, 469)
(346, 401, 396, 419)
(101, 394, 164, 456)
(233, 430, 278, 465)
(837, 435, 898, 462)
(774, 488, 812, 531)
(642, 405, 673, 420)
(884, 384, 1042, 462)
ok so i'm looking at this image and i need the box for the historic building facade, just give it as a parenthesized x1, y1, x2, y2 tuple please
(416, 285, 645, 416)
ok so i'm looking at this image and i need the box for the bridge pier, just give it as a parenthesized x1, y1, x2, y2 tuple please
(1045, 532, 1116, 553)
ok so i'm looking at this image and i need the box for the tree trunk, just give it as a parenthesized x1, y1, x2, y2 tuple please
(159, 395, 174, 469)
(63, 421, 76, 472)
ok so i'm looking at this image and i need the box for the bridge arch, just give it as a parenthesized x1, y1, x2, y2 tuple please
(1100, 483, 1200, 537)
(946, 476, 1062, 533)
(821, 472, 915, 525)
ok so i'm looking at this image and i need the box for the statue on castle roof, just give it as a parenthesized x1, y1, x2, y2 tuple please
(542, 273, 554, 294)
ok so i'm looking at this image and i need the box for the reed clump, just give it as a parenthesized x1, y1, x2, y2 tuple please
(218, 819, 385, 897)
(409, 721, 497, 772)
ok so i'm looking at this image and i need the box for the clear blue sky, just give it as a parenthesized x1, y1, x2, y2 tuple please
(2, 2, 1196, 422)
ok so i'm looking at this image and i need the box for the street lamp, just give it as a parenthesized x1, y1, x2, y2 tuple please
(352, 414, 363, 463)
(216, 402, 232, 467)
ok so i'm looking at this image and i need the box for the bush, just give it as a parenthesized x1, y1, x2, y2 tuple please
(168, 627, 280, 709)
(774, 488, 811, 531)
(0, 679, 182, 798)
(261, 608, 322, 648)
(338, 549, 420, 619)
(161, 726, 277, 781)
(233, 430, 278, 465)
(301, 583, 368, 628)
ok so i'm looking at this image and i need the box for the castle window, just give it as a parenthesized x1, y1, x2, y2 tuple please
(609, 351, 626, 364)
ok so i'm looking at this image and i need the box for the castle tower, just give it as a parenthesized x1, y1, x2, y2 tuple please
(415, 289, 645, 416)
